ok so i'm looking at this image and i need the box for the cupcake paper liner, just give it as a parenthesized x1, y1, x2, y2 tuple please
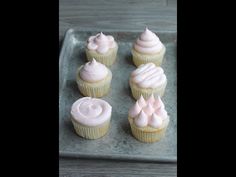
(71, 118, 111, 139)
(128, 116, 169, 143)
(131, 46, 166, 67)
(86, 46, 118, 67)
(77, 66, 112, 97)
(129, 79, 167, 100)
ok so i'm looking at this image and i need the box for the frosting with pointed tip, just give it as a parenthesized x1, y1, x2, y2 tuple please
(137, 95, 147, 108)
(87, 32, 117, 54)
(130, 63, 167, 88)
(146, 94, 155, 104)
(149, 113, 163, 128)
(155, 107, 168, 120)
(153, 96, 165, 109)
(79, 59, 108, 82)
(129, 94, 168, 128)
(128, 102, 141, 118)
(133, 28, 164, 54)
(71, 97, 112, 126)
(142, 103, 155, 116)
(134, 110, 148, 127)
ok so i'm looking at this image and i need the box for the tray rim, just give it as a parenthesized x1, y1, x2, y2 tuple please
(59, 28, 177, 163)
(60, 151, 177, 163)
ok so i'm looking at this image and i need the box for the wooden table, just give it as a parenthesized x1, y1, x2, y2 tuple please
(59, 0, 177, 176)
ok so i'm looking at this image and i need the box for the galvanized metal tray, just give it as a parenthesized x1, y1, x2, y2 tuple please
(59, 28, 177, 162)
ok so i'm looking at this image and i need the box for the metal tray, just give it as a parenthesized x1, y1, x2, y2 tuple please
(59, 28, 177, 162)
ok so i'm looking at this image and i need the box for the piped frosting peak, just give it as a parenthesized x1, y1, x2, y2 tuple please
(79, 58, 108, 82)
(133, 27, 164, 54)
(129, 94, 168, 128)
(134, 110, 148, 127)
(128, 101, 141, 118)
(87, 32, 117, 54)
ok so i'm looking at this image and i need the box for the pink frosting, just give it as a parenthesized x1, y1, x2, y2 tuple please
(134, 110, 148, 127)
(155, 107, 168, 120)
(130, 63, 167, 88)
(87, 32, 117, 54)
(143, 103, 155, 116)
(146, 94, 155, 104)
(79, 58, 108, 82)
(149, 113, 163, 128)
(137, 95, 147, 108)
(129, 94, 168, 128)
(153, 96, 165, 109)
(128, 102, 141, 118)
(133, 28, 164, 54)
(71, 97, 112, 126)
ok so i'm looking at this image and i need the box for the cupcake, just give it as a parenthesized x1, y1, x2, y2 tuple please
(131, 27, 166, 67)
(86, 32, 118, 66)
(129, 63, 167, 100)
(76, 58, 112, 97)
(128, 94, 169, 143)
(71, 97, 112, 139)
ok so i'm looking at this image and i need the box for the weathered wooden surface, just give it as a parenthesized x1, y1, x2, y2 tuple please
(60, 158, 177, 177)
(59, 0, 177, 176)
(59, 0, 177, 39)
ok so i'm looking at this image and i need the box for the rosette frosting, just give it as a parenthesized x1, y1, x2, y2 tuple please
(71, 97, 112, 126)
(87, 32, 117, 54)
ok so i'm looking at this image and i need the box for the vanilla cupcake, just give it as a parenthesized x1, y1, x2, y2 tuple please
(129, 63, 167, 100)
(128, 94, 169, 143)
(131, 28, 166, 67)
(86, 32, 118, 66)
(71, 97, 112, 139)
(77, 59, 112, 97)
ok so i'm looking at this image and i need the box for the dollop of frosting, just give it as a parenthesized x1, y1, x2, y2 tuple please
(149, 113, 163, 128)
(71, 97, 112, 126)
(143, 103, 155, 116)
(155, 106, 168, 120)
(153, 96, 165, 109)
(130, 63, 167, 88)
(137, 95, 147, 108)
(133, 27, 164, 54)
(79, 58, 108, 82)
(128, 102, 141, 118)
(146, 94, 155, 104)
(134, 110, 148, 127)
(128, 94, 168, 128)
(87, 32, 117, 54)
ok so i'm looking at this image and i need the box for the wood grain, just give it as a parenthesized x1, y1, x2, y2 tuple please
(59, 0, 176, 39)
(60, 158, 177, 177)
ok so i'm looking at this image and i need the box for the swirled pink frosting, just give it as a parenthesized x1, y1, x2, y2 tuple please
(79, 58, 108, 82)
(71, 97, 112, 126)
(133, 28, 164, 54)
(130, 63, 167, 88)
(128, 94, 168, 128)
(87, 32, 117, 54)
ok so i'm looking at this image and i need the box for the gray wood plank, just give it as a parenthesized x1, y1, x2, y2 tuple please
(60, 158, 177, 177)
(167, 0, 177, 7)
(59, 0, 176, 41)
(59, 0, 168, 6)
